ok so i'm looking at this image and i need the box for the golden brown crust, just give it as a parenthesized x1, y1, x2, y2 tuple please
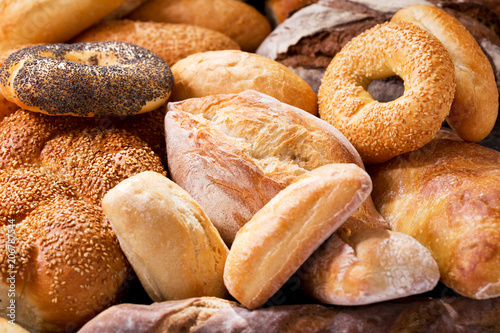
(224, 163, 373, 309)
(0, 42, 173, 117)
(0, 110, 166, 332)
(170, 50, 318, 115)
(102, 171, 229, 302)
(165, 90, 387, 244)
(392, 4, 499, 143)
(318, 21, 456, 164)
(0, 0, 126, 51)
(127, 0, 271, 52)
(368, 135, 500, 299)
(72, 20, 240, 66)
(265, 0, 317, 25)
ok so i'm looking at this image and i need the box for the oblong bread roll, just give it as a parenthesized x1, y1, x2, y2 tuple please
(127, 0, 271, 51)
(169, 50, 318, 115)
(299, 228, 439, 305)
(224, 163, 373, 309)
(102, 171, 229, 301)
(0, 0, 126, 51)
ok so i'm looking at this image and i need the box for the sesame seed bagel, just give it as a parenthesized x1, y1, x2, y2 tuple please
(391, 5, 499, 143)
(318, 21, 456, 165)
(0, 41, 174, 117)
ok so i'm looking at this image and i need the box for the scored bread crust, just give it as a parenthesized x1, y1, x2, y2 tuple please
(368, 131, 500, 299)
(392, 4, 499, 142)
(224, 163, 373, 309)
(72, 20, 240, 66)
(165, 90, 387, 245)
(102, 171, 229, 302)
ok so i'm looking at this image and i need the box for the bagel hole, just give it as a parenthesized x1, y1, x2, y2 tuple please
(367, 76, 404, 102)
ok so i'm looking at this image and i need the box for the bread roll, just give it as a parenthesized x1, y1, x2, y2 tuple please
(0, 0, 126, 51)
(368, 130, 500, 299)
(169, 50, 318, 115)
(79, 295, 500, 332)
(224, 163, 373, 309)
(165, 90, 387, 244)
(127, 0, 271, 51)
(0, 109, 166, 332)
(72, 20, 240, 66)
(102, 171, 229, 302)
(299, 228, 439, 305)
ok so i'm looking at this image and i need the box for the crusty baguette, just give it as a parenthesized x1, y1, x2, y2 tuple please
(102, 171, 229, 301)
(368, 129, 500, 299)
(224, 163, 373, 309)
(165, 90, 387, 245)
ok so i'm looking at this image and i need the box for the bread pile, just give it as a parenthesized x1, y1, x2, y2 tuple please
(0, 0, 499, 332)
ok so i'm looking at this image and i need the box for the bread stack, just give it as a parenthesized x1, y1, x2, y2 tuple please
(0, 0, 499, 332)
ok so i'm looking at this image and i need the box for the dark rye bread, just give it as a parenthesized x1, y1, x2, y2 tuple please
(79, 296, 500, 332)
(256, 0, 500, 150)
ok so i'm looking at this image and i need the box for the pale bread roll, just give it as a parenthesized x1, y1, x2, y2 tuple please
(299, 228, 440, 305)
(224, 163, 373, 309)
(127, 0, 271, 51)
(102, 171, 229, 301)
(169, 50, 318, 115)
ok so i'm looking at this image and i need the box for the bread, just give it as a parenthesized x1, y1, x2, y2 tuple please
(72, 20, 240, 66)
(169, 50, 318, 115)
(0, 317, 30, 333)
(0, 110, 166, 332)
(78, 296, 500, 332)
(299, 228, 439, 305)
(368, 129, 500, 299)
(165, 90, 387, 245)
(265, 0, 316, 25)
(224, 163, 373, 309)
(0, 0, 126, 51)
(392, 4, 498, 143)
(102, 171, 229, 302)
(127, 0, 271, 51)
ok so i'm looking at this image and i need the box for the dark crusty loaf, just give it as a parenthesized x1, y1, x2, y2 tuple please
(79, 295, 500, 332)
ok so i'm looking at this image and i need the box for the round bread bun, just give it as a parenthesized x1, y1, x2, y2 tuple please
(0, 42, 174, 117)
(318, 21, 456, 164)
(0, 0, 127, 51)
(0, 109, 166, 332)
(73, 20, 240, 66)
(170, 50, 318, 115)
(392, 4, 499, 143)
(127, 0, 271, 52)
